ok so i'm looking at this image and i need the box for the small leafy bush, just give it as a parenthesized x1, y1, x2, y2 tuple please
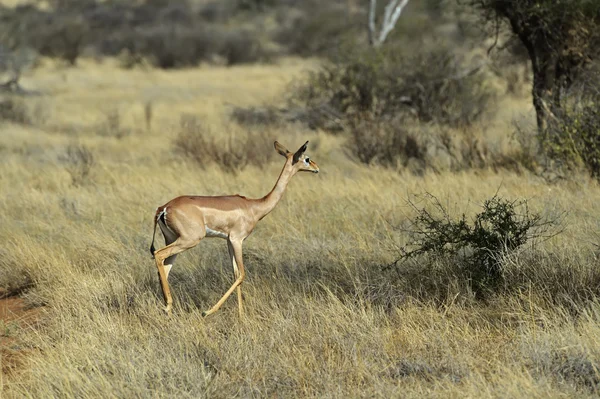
(174, 114, 274, 174)
(545, 101, 600, 180)
(400, 194, 559, 296)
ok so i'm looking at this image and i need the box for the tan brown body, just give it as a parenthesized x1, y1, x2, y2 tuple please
(156, 195, 258, 241)
(150, 141, 319, 317)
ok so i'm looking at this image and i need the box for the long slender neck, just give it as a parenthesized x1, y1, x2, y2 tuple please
(255, 160, 295, 220)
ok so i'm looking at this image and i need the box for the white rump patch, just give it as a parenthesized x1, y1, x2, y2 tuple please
(205, 226, 228, 239)
(157, 208, 177, 240)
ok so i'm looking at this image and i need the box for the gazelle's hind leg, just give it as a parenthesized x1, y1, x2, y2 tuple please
(153, 236, 201, 314)
(158, 219, 179, 279)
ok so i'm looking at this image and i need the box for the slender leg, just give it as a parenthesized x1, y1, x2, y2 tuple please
(153, 238, 197, 314)
(202, 239, 245, 317)
(162, 237, 178, 280)
(227, 239, 244, 317)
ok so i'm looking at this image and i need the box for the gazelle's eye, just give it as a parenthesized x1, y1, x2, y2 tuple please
(305, 157, 310, 163)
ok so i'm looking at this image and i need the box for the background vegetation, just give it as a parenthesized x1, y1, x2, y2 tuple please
(1, 0, 600, 397)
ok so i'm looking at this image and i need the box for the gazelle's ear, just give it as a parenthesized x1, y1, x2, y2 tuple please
(274, 141, 290, 157)
(292, 141, 309, 164)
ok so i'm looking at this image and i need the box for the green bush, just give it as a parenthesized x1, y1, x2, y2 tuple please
(293, 45, 496, 131)
(400, 194, 558, 296)
(544, 100, 600, 179)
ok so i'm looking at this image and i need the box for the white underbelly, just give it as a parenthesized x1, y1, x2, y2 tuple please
(205, 226, 228, 239)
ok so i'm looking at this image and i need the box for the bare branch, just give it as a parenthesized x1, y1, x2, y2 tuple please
(382, 0, 397, 27)
(368, 0, 377, 46)
(369, 0, 410, 47)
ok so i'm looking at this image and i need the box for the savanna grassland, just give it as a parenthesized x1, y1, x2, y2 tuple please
(1, 0, 600, 394)
(0, 56, 599, 398)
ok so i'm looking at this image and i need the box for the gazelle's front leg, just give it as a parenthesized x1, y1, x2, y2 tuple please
(202, 238, 245, 317)
(227, 239, 244, 317)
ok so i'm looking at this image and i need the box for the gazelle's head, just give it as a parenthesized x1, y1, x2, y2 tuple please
(274, 140, 319, 174)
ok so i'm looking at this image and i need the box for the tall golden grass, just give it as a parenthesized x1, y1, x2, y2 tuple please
(1, 58, 599, 397)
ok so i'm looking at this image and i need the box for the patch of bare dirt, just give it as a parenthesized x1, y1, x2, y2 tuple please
(0, 290, 43, 376)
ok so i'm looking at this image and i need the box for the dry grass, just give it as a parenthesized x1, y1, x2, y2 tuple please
(0, 57, 600, 398)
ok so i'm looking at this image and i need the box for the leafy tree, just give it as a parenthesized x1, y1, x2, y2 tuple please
(465, 0, 600, 134)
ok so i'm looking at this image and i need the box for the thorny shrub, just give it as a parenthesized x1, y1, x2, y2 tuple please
(399, 194, 561, 296)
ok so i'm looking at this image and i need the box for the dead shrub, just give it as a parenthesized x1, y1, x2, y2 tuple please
(98, 108, 129, 139)
(229, 105, 282, 127)
(493, 118, 541, 174)
(389, 359, 465, 383)
(120, 25, 269, 68)
(0, 249, 34, 298)
(528, 345, 600, 392)
(60, 144, 95, 187)
(433, 127, 492, 172)
(221, 30, 269, 66)
(345, 116, 425, 171)
(174, 114, 274, 174)
(127, 26, 220, 69)
(228, 103, 345, 132)
(144, 101, 153, 132)
(34, 15, 88, 66)
(0, 97, 29, 124)
(344, 118, 496, 174)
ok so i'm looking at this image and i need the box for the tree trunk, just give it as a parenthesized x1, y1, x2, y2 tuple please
(518, 33, 556, 138)
(531, 67, 549, 135)
(504, 13, 557, 138)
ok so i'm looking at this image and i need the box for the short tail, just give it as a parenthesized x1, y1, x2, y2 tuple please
(150, 207, 164, 258)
